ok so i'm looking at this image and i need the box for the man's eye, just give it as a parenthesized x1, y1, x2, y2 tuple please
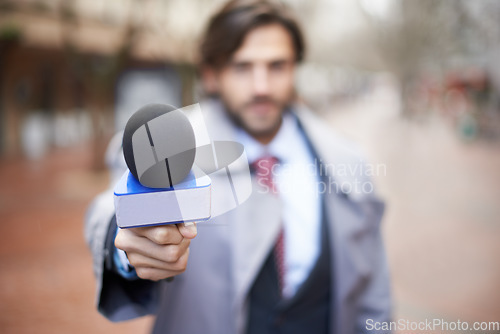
(270, 62, 286, 71)
(233, 63, 250, 72)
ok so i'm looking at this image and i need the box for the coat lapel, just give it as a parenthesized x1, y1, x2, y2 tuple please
(324, 191, 373, 333)
(230, 181, 282, 333)
(296, 105, 384, 333)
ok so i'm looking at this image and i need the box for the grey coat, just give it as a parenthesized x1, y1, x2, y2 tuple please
(84, 100, 392, 334)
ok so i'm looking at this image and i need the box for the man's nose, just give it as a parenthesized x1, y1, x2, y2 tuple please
(252, 66, 270, 95)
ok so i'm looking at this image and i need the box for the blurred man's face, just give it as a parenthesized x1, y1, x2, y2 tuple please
(205, 24, 296, 143)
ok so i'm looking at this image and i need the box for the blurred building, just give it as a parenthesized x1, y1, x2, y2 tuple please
(0, 0, 220, 161)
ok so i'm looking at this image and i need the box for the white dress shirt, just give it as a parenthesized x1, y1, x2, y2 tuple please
(236, 112, 322, 298)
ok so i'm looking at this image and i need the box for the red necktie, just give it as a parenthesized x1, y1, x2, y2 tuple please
(252, 156, 285, 295)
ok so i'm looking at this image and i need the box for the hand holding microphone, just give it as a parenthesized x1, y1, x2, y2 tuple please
(114, 104, 200, 281)
(115, 221, 197, 281)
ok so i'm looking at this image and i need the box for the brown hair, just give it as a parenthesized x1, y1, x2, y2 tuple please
(200, 0, 305, 69)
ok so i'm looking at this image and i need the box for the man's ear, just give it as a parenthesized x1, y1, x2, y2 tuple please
(200, 66, 219, 95)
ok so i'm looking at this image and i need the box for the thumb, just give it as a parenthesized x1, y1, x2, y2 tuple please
(178, 222, 197, 239)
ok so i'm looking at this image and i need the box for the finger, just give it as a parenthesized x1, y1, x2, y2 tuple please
(127, 248, 188, 271)
(128, 253, 176, 271)
(115, 227, 142, 251)
(177, 222, 197, 239)
(128, 238, 190, 264)
(135, 250, 190, 281)
(133, 224, 184, 245)
(134, 267, 181, 281)
(118, 234, 191, 263)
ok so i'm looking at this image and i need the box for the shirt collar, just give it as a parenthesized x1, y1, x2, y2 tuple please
(236, 111, 303, 165)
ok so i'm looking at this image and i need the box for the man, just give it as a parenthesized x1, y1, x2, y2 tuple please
(85, 1, 391, 333)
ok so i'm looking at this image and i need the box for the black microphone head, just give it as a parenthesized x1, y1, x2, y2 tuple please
(122, 103, 196, 188)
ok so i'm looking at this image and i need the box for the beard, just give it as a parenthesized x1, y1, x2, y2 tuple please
(220, 94, 292, 139)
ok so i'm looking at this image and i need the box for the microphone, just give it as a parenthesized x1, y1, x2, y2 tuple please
(113, 104, 212, 228)
(122, 103, 196, 188)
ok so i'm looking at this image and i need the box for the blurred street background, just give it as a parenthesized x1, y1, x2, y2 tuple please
(0, 0, 499, 333)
